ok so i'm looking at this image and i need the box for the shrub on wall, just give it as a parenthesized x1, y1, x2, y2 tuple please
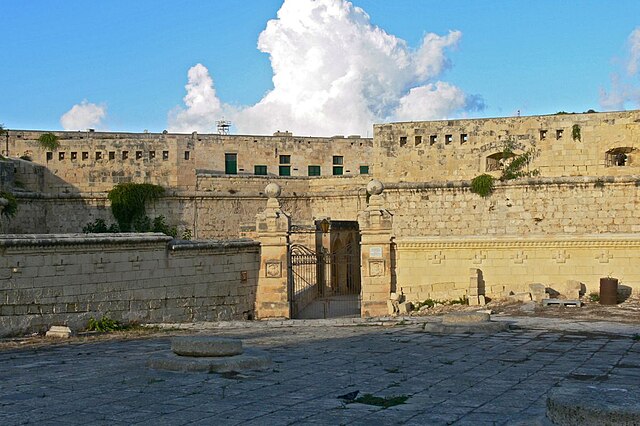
(499, 143, 539, 181)
(470, 174, 495, 197)
(37, 133, 60, 151)
(0, 191, 18, 218)
(572, 124, 581, 142)
(107, 183, 165, 232)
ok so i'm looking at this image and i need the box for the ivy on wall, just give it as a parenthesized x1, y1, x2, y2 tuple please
(470, 142, 539, 197)
(0, 191, 18, 218)
(37, 133, 60, 151)
(107, 183, 165, 231)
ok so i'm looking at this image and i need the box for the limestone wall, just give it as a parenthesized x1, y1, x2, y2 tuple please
(396, 234, 640, 302)
(384, 176, 640, 238)
(7, 130, 373, 193)
(0, 234, 260, 337)
(373, 110, 640, 182)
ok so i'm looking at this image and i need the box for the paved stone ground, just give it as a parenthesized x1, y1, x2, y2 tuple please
(1, 319, 639, 425)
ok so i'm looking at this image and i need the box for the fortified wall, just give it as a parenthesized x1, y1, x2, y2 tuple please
(1, 110, 640, 320)
(373, 110, 640, 181)
(6, 130, 373, 193)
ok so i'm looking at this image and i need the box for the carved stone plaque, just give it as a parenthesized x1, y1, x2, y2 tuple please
(369, 260, 385, 277)
(265, 261, 282, 278)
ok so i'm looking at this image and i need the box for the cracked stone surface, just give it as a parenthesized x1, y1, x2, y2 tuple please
(1, 319, 639, 425)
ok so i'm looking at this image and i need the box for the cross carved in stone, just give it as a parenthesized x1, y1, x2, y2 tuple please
(429, 251, 445, 264)
(472, 250, 487, 264)
(595, 250, 612, 264)
(511, 250, 527, 264)
(553, 250, 570, 264)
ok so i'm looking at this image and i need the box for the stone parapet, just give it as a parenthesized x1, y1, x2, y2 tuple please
(0, 234, 260, 337)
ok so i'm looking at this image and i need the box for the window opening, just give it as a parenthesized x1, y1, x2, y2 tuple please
(225, 153, 238, 174)
(308, 165, 321, 176)
(254, 165, 267, 175)
(360, 165, 369, 174)
(279, 155, 291, 164)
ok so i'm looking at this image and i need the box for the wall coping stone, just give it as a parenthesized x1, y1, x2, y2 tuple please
(0, 233, 173, 248)
(387, 175, 640, 191)
(168, 238, 259, 251)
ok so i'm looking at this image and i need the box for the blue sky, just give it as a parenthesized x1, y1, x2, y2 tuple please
(2, 0, 639, 135)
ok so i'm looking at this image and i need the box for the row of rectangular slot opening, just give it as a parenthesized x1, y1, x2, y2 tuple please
(400, 129, 569, 147)
(46, 150, 192, 161)
(400, 134, 468, 147)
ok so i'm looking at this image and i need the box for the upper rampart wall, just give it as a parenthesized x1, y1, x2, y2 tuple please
(6, 130, 373, 194)
(373, 110, 640, 182)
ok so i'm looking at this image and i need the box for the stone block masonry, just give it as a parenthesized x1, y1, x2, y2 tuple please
(396, 234, 640, 303)
(0, 234, 260, 337)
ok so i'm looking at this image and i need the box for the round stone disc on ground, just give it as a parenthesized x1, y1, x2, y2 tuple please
(423, 312, 509, 334)
(441, 311, 490, 325)
(148, 348, 272, 373)
(171, 336, 243, 357)
(547, 385, 640, 425)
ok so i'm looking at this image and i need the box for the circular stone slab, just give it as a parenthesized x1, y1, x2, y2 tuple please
(148, 348, 272, 373)
(171, 336, 243, 357)
(547, 385, 640, 425)
(442, 311, 490, 325)
(423, 321, 508, 334)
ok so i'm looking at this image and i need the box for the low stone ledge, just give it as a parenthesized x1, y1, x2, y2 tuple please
(171, 336, 243, 357)
(441, 312, 490, 325)
(424, 312, 510, 334)
(148, 349, 272, 373)
(547, 385, 640, 425)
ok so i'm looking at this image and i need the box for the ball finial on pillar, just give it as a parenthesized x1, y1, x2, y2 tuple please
(265, 182, 282, 199)
(366, 179, 384, 196)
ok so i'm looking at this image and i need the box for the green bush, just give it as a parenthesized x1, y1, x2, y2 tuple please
(152, 215, 178, 237)
(499, 143, 539, 181)
(107, 183, 165, 231)
(0, 191, 18, 218)
(470, 174, 495, 197)
(87, 316, 126, 332)
(37, 133, 60, 151)
(572, 124, 581, 141)
(83, 218, 120, 233)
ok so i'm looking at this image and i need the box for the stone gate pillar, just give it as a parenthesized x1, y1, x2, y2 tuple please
(358, 180, 393, 317)
(255, 183, 291, 319)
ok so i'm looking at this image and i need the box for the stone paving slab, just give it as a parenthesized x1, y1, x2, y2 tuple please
(0, 317, 639, 425)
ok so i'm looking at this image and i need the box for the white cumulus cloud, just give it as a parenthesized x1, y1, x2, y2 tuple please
(60, 100, 107, 130)
(627, 28, 640, 76)
(168, 0, 483, 136)
(167, 63, 225, 133)
(600, 27, 640, 110)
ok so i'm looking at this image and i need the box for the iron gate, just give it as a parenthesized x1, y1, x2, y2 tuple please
(289, 240, 361, 319)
